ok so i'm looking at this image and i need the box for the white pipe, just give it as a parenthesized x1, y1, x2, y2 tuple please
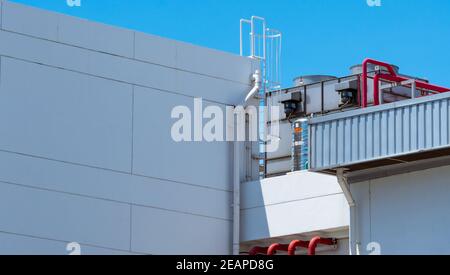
(245, 70, 261, 102)
(232, 139, 242, 255)
(336, 169, 360, 255)
(232, 70, 261, 255)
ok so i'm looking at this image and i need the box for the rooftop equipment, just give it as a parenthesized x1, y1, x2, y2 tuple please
(362, 58, 450, 108)
(263, 58, 450, 178)
(294, 75, 337, 86)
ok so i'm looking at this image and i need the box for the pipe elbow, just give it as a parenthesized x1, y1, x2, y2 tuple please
(245, 70, 262, 102)
(308, 237, 336, 256)
(288, 240, 309, 255)
(267, 243, 289, 255)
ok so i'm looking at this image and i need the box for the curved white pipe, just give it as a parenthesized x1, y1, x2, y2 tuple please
(245, 70, 261, 102)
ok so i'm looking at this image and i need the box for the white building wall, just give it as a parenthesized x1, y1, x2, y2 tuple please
(351, 164, 450, 255)
(0, 1, 257, 255)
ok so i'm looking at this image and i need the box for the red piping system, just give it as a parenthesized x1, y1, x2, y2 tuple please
(267, 243, 290, 255)
(362, 58, 450, 108)
(287, 240, 309, 255)
(307, 237, 336, 256)
(362, 58, 398, 108)
(249, 237, 337, 256)
(248, 246, 269, 255)
(374, 73, 450, 105)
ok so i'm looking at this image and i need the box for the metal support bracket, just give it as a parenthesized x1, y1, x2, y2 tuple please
(336, 168, 355, 207)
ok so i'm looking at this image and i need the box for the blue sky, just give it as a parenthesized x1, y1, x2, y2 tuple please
(10, 0, 450, 88)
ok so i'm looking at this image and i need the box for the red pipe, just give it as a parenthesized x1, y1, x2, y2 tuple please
(374, 73, 450, 105)
(267, 243, 290, 255)
(307, 237, 336, 256)
(248, 246, 269, 255)
(288, 240, 309, 255)
(362, 58, 398, 108)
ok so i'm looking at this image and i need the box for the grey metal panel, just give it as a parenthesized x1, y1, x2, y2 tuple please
(0, 30, 92, 75)
(0, 182, 131, 251)
(348, 182, 371, 255)
(175, 69, 250, 105)
(176, 40, 253, 84)
(0, 1, 3, 29)
(266, 121, 292, 160)
(0, 29, 250, 106)
(323, 80, 341, 111)
(0, 57, 133, 172)
(131, 205, 231, 255)
(134, 31, 177, 67)
(3, 1, 134, 58)
(0, 232, 139, 255)
(353, 165, 450, 254)
(88, 51, 178, 93)
(266, 159, 291, 175)
(2, 1, 59, 40)
(304, 83, 322, 114)
(310, 93, 450, 171)
(58, 14, 135, 58)
(0, 151, 231, 220)
(132, 86, 232, 191)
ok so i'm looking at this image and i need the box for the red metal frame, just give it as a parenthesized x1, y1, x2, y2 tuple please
(374, 73, 450, 105)
(362, 58, 450, 108)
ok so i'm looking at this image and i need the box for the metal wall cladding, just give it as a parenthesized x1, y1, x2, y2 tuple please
(309, 93, 450, 171)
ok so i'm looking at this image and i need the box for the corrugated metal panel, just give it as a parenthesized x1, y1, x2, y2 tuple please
(309, 93, 450, 171)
